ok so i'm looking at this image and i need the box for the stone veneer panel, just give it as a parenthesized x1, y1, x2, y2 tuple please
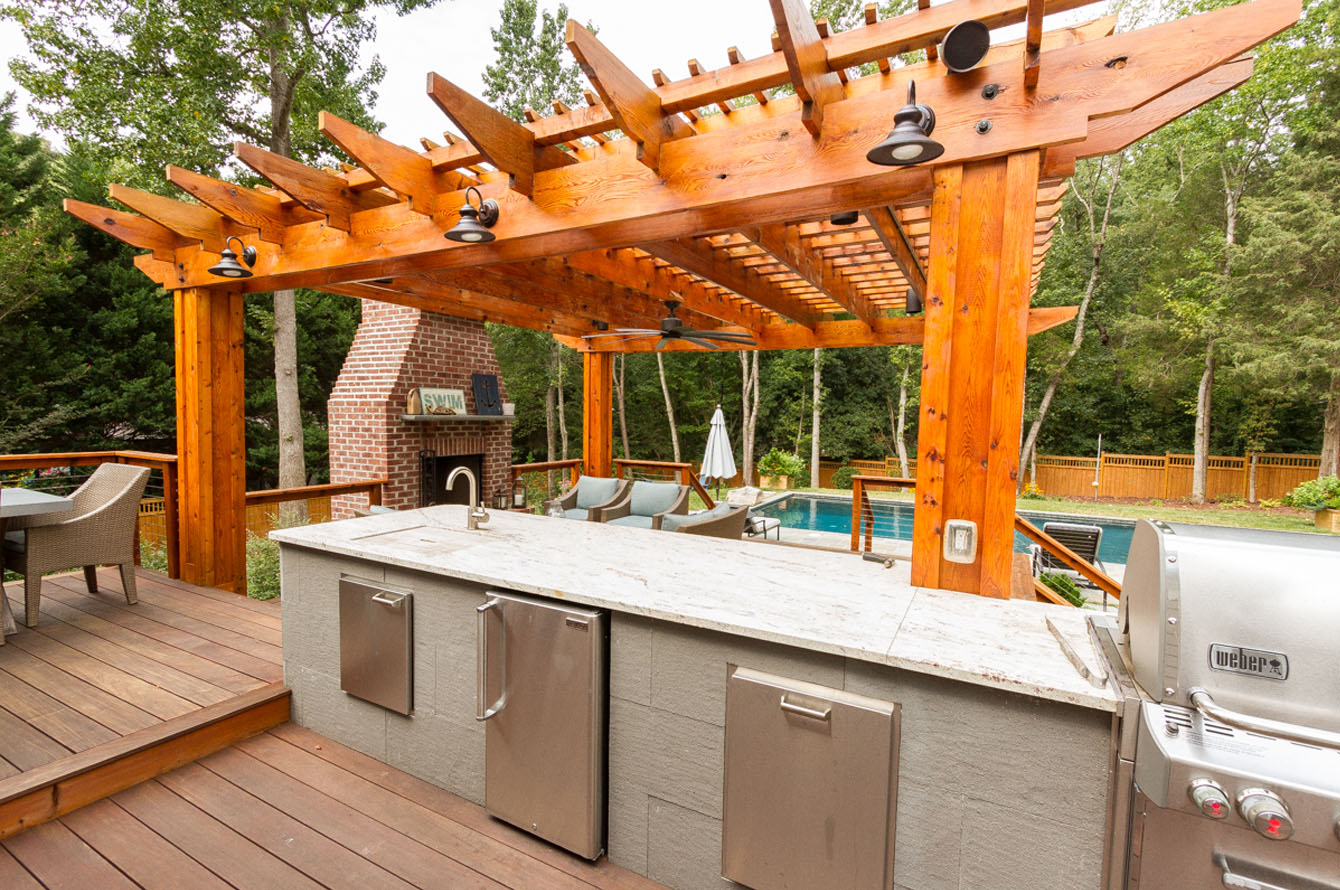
(327, 301, 512, 517)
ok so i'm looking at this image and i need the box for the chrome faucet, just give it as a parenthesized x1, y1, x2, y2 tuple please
(445, 466, 491, 530)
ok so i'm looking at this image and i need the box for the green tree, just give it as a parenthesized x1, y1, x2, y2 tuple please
(482, 0, 586, 123)
(8, 0, 439, 492)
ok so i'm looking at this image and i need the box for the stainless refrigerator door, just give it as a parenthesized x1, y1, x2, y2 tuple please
(478, 591, 607, 860)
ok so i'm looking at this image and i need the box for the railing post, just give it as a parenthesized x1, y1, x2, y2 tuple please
(369, 482, 382, 508)
(850, 477, 863, 552)
(163, 460, 181, 579)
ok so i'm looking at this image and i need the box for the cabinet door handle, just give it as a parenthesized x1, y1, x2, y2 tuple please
(371, 592, 405, 608)
(1216, 854, 1337, 890)
(779, 696, 832, 721)
(476, 598, 507, 720)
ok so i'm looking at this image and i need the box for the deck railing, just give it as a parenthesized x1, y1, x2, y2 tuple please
(1013, 514, 1122, 606)
(849, 475, 916, 553)
(509, 459, 583, 506)
(614, 459, 715, 509)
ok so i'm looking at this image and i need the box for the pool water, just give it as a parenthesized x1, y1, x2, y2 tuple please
(754, 494, 1135, 565)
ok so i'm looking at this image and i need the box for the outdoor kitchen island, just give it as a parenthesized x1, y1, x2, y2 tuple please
(273, 505, 1122, 890)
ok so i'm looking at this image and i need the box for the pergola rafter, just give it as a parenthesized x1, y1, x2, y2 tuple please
(66, 0, 1297, 599)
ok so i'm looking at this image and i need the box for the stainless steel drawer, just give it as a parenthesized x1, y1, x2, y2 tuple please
(722, 666, 900, 890)
(339, 577, 413, 715)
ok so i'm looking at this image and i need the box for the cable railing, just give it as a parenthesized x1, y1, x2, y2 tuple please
(1013, 514, 1122, 606)
(849, 475, 916, 553)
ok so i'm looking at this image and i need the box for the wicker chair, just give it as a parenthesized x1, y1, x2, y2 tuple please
(3, 464, 150, 627)
(659, 504, 751, 539)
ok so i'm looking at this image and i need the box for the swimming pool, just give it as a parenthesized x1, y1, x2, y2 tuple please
(753, 493, 1136, 565)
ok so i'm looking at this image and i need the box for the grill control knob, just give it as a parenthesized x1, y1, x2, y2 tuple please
(1237, 789, 1293, 841)
(1188, 780, 1230, 820)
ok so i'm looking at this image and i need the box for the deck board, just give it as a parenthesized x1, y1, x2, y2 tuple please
(3, 726, 673, 890)
(0, 568, 282, 775)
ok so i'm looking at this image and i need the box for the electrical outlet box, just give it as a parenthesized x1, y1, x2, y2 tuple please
(943, 519, 978, 564)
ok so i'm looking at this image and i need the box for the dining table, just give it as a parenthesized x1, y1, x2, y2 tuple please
(0, 488, 75, 641)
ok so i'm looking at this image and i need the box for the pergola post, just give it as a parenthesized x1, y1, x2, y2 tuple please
(912, 151, 1041, 598)
(174, 287, 247, 592)
(582, 352, 614, 477)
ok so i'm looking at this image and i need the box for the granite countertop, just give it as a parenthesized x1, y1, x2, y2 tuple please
(273, 505, 1119, 712)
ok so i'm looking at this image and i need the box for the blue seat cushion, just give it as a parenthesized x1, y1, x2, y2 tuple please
(563, 507, 589, 521)
(629, 481, 681, 517)
(576, 476, 620, 510)
(3, 530, 24, 553)
(661, 503, 732, 532)
(607, 515, 655, 529)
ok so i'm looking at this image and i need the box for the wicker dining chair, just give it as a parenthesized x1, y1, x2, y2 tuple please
(3, 463, 150, 627)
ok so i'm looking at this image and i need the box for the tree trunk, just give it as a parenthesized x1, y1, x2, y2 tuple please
(656, 353, 681, 462)
(810, 348, 821, 488)
(1191, 341, 1215, 504)
(1248, 452, 1258, 504)
(1320, 370, 1340, 478)
(613, 354, 630, 459)
(553, 341, 569, 460)
(268, 47, 306, 520)
(545, 383, 557, 494)
(894, 364, 910, 477)
(740, 351, 760, 483)
(1017, 155, 1122, 492)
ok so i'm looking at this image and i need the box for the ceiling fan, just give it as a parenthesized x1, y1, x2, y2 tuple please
(582, 299, 757, 351)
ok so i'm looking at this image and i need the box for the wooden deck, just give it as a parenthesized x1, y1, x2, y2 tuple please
(0, 568, 281, 776)
(1, 722, 667, 890)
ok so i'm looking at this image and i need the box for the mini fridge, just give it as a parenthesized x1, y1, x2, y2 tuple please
(476, 591, 607, 859)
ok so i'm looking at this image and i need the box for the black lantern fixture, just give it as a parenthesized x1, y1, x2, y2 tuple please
(492, 485, 510, 511)
(905, 287, 924, 315)
(443, 186, 500, 243)
(866, 81, 944, 167)
(829, 210, 860, 226)
(512, 477, 527, 510)
(208, 235, 257, 278)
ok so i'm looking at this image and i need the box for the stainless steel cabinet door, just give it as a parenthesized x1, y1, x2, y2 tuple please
(479, 591, 607, 860)
(339, 578, 413, 715)
(722, 666, 900, 890)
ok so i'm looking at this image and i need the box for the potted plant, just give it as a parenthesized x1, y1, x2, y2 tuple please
(757, 449, 806, 490)
(1282, 476, 1340, 532)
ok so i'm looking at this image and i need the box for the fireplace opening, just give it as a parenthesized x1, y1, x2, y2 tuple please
(419, 450, 485, 507)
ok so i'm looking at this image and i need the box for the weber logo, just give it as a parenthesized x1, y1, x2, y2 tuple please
(1209, 644, 1288, 680)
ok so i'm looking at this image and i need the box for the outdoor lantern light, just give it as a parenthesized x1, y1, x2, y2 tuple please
(866, 81, 944, 167)
(830, 211, 860, 226)
(940, 20, 991, 73)
(444, 186, 500, 243)
(905, 287, 924, 315)
(208, 235, 257, 278)
(493, 485, 510, 511)
(512, 477, 527, 510)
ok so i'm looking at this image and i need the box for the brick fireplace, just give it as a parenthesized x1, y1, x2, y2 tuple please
(327, 301, 513, 518)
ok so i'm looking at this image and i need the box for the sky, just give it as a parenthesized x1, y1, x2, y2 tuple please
(0, 0, 782, 150)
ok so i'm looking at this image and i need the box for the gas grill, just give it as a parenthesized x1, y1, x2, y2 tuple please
(1114, 520, 1340, 889)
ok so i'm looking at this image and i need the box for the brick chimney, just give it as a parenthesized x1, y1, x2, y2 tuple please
(328, 301, 513, 517)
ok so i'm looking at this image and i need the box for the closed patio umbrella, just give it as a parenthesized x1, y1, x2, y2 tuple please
(700, 405, 737, 499)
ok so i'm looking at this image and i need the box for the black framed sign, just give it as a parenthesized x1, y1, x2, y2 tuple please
(471, 373, 503, 415)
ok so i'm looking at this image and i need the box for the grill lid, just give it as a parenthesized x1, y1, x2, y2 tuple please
(1122, 520, 1340, 735)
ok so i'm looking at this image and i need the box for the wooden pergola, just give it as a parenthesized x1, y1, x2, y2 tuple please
(67, 0, 1296, 597)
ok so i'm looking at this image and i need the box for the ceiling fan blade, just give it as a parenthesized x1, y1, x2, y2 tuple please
(681, 329, 758, 344)
(655, 336, 669, 351)
(582, 328, 659, 339)
(684, 336, 721, 350)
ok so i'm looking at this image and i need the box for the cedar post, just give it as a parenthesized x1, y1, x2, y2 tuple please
(582, 352, 614, 477)
(174, 287, 247, 592)
(912, 152, 1041, 597)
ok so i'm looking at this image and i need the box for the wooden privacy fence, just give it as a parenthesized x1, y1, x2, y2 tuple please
(820, 452, 1320, 502)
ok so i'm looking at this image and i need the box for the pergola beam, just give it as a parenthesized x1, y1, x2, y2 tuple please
(62, 200, 188, 261)
(234, 142, 397, 231)
(565, 21, 694, 171)
(320, 111, 466, 213)
(645, 238, 827, 329)
(166, 166, 320, 244)
(769, 0, 845, 137)
(862, 206, 927, 298)
(108, 184, 244, 253)
(750, 223, 878, 324)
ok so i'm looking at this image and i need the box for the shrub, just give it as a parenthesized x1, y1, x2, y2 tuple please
(757, 448, 806, 479)
(831, 466, 857, 489)
(1019, 481, 1045, 500)
(138, 541, 169, 575)
(1039, 572, 1087, 607)
(246, 531, 282, 600)
(1282, 476, 1340, 510)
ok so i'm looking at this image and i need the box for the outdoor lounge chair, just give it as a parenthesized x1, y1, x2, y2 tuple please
(3, 463, 150, 627)
(552, 475, 629, 521)
(1030, 521, 1107, 585)
(601, 480, 689, 529)
(660, 503, 750, 539)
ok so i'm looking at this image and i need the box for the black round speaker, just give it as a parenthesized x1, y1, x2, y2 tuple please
(940, 20, 991, 73)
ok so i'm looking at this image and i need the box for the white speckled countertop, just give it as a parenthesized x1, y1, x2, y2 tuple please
(273, 505, 1119, 711)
